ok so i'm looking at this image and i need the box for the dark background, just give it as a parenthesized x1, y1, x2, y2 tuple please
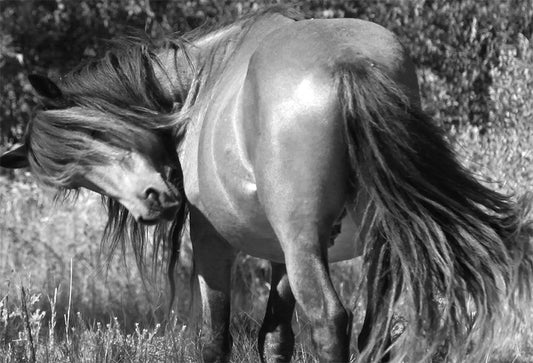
(1, 0, 532, 148)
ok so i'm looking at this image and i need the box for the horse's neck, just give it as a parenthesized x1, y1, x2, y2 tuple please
(159, 12, 295, 200)
(155, 24, 242, 104)
(153, 25, 245, 192)
(156, 11, 296, 108)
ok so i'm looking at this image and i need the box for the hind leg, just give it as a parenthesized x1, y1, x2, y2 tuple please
(258, 262, 296, 362)
(259, 199, 354, 363)
(251, 72, 357, 360)
(190, 206, 236, 363)
(281, 228, 353, 362)
(254, 121, 354, 360)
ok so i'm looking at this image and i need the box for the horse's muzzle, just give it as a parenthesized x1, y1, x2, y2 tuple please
(138, 189, 181, 224)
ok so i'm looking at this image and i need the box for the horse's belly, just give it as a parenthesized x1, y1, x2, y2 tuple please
(209, 210, 365, 263)
(200, 193, 286, 262)
(201, 190, 366, 264)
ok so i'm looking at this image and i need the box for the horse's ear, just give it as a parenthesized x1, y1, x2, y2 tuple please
(0, 143, 29, 169)
(28, 74, 62, 99)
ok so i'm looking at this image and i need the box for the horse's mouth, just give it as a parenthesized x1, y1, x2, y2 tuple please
(137, 204, 179, 225)
(137, 216, 160, 225)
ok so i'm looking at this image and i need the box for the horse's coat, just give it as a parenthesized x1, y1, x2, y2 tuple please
(1, 7, 532, 363)
(178, 16, 413, 265)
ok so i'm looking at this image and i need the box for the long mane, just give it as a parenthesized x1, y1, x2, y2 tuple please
(27, 5, 301, 305)
(27, 32, 191, 303)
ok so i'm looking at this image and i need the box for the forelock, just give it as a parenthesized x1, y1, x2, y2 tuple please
(25, 106, 164, 187)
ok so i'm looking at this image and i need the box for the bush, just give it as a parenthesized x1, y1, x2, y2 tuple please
(0, 0, 253, 145)
(1, 0, 532, 144)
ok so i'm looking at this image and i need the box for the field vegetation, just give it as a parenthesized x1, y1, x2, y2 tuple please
(1, 0, 532, 362)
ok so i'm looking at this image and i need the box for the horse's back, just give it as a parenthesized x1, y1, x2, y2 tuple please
(247, 18, 419, 107)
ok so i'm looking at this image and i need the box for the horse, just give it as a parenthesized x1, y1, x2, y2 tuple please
(1, 6, 532, 363)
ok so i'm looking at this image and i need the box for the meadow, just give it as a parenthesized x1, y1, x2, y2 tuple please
(1, 1, 533, 362)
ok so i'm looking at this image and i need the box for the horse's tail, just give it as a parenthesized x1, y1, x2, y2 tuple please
(333, 59, 533, 362)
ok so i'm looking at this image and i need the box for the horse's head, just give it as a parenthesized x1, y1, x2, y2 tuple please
(0, 74, 183, 224)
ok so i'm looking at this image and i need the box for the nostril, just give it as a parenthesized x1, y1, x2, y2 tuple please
(144, 188, 159, 202)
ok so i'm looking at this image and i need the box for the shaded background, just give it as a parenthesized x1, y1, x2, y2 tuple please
(1, 0, 532, 147)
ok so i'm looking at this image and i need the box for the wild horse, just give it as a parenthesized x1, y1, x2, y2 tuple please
(1, 7, 532, 363)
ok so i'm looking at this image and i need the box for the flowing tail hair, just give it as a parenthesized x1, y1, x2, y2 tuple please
(333, 59, 533, 362)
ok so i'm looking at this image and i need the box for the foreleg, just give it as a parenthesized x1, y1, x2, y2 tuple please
(190, 207, 236, 363)
(258, 262, 296, 362)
